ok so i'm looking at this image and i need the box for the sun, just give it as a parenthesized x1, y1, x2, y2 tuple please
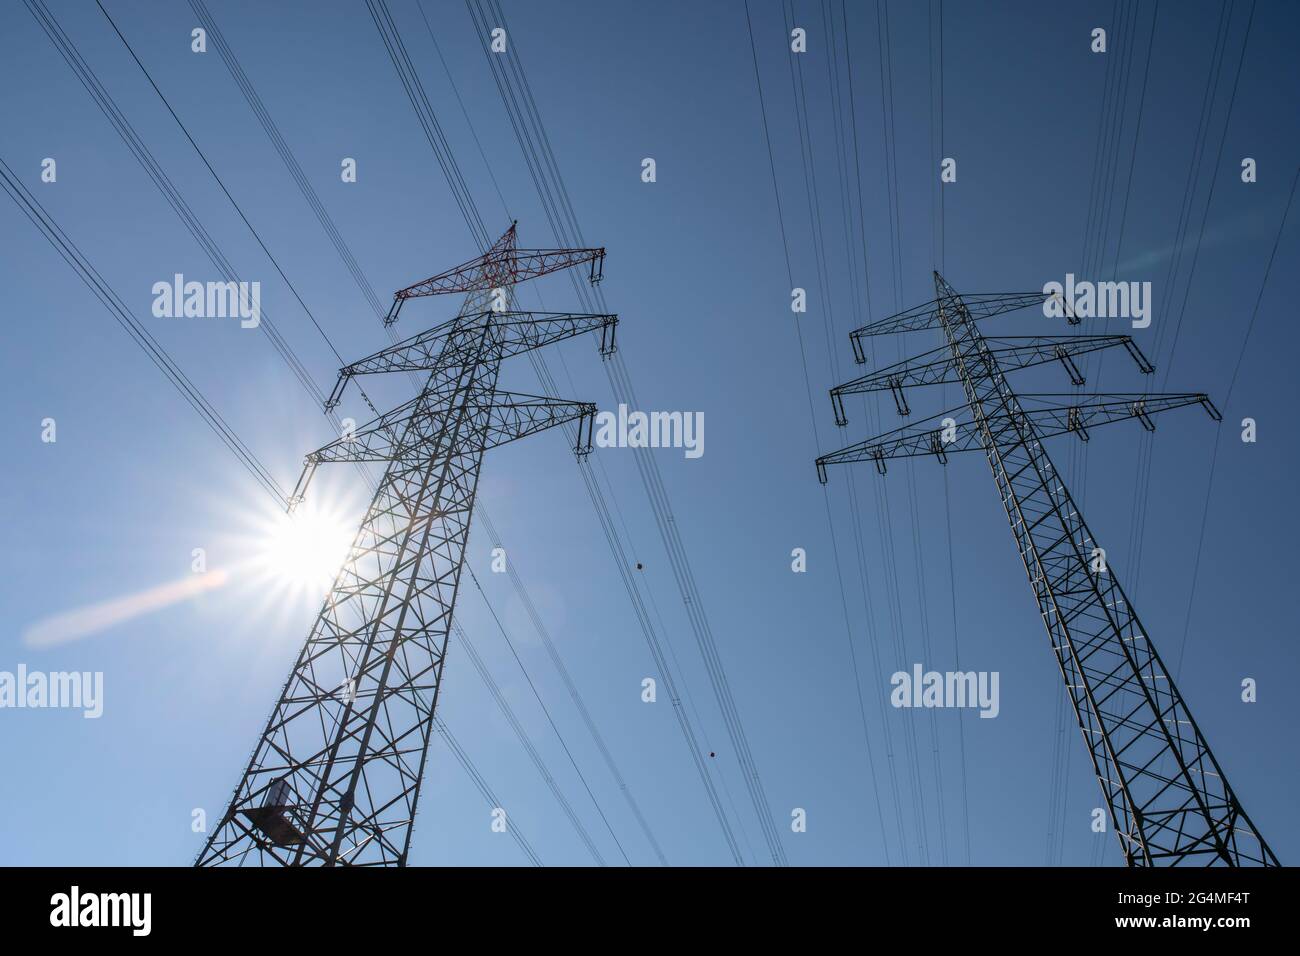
(214, 484, 368, 631)
(255, 503, 357, 595)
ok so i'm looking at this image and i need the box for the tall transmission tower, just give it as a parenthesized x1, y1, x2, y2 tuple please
(197, 224, 615, 866)
(817, 272, 1278, 867)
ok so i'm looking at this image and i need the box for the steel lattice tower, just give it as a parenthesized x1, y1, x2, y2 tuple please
(817, 272, 1278, 867)
(197, 224, 614, 866)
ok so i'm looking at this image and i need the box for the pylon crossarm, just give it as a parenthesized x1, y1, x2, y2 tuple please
(394, 247, 605, 301)
(848, 290, 1069, 361)
(831, 334, 1149, 423)
(816, 392, 1218, 480)
(343, 311, 614, 382)
(324, 311, 616, 410)
(479, 392, 597, 454)
(489, 311, 618, 357)
(383, 223, 516, 325)
(303, 390, 595, 473)
(324, 316, 461, 409)
(305, 394, 429, 466)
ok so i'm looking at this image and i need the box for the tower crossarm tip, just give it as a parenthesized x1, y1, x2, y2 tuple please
(478, 391, 597, 455)
(490, 311, 617, 359)
(287, 454, 323, 513)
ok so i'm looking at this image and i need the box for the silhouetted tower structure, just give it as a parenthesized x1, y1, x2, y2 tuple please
(197, 224, 614, 866)
(817, 272, 1277, 867)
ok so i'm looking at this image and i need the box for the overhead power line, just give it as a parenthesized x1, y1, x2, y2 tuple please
(0, 156, 286, 506)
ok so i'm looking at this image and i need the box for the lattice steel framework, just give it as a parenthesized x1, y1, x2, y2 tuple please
(818, 272, 1278, 867)
(197, 224, 613, 866)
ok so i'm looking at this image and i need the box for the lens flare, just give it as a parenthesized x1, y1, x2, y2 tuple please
(22, 569, 230, 648)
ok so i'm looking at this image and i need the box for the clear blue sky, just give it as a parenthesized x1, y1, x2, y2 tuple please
(1, 0, 1296, 866)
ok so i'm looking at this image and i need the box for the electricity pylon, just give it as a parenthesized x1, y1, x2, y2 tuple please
(197, 224, 615, 866)
(817, 272, 1278, 867)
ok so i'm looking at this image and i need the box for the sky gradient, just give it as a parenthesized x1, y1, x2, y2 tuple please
(1, 0, 1297, 867)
